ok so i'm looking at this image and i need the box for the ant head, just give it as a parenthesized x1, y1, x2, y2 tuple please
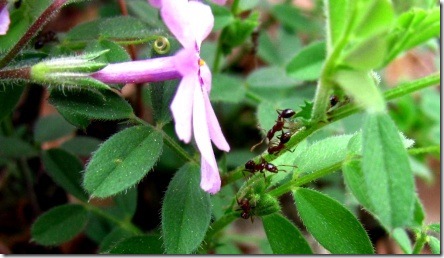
(278, 109, 296, 119)
(265, 163, 278, 173)
(241, 212, 250, 219)
(278, 132, 291, 143)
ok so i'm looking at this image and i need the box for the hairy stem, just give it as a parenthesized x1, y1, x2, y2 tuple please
(0, 0, 68, 69)
(85, 204, 142, 235)
(222, 73, 440, 186)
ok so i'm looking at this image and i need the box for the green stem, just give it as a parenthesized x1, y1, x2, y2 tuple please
(129, 115, 196, 164)
(204, 212, 237, 243)
(0, 0, 68, 69)
(268, 162, 342, 197)
(222, 73, 439, 186)
(212, 41, 222, 73)
(230, 0, 241, 15)
(85, 204, 142, 235)
(412, 232, 428, 254)
(310, 0, 357, 122)
(408, 145, 440, 155)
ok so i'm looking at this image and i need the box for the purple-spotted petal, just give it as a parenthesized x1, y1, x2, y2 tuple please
(170, 74, 198, 143)
(202, 90, 230, 152)
(147, 0, 162, 8)
(192, 85, 221, 193)
(0, 6, 10, 35)
(173, 48, 199, 77)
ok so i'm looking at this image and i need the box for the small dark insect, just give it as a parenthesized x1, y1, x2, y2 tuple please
(250, 108, 295, 151)
(14, 0, 22, 8)
(34, 31, 57, 49)
(330, 95, 339, 107)
(267, 131, 292, 155)
(244, 157, 286, 177)
(236, 198, 255, 222)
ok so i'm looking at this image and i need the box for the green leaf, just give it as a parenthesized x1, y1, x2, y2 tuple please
(362, 113, 415, 230)
(296, 134, 354, 173)
(210, 74, 245, 103)
(42, 148, 88, 202)
(392, 228, 412, 254)
(294, 188, 374, 254)
(428, 236, 440, 254)
(85, 40, 131, 64)
(65, 16, 157, 47)
(0, 85, 25, 122)
(352, 0, 394, 39)
(211, 4, 234, 30)
(107, 235, 164, 254)
(220, 12, 259, 54)
(412, 197, 425, 227)
(333, 69, 385, 113)
(271, 4, 318, 34)
(34, 114, 76, 143)
(49, 88, 134, 129)
(98, 227, 136, 253)
(342, 159, 374, 211)
(341, 34, 387, 70)
(324, 0, 350, 50)
(286, 41, 326, 81)
(428, 223, 440, 233)
(99, 16, 153, 42)
(127, 0, 163, 28)
(0, 136, 39, 159)
(83, 126, 163, 198)
(114, 187, 138, 219)
(0, 0, 52, 52)
(149, 79, 178, 125)
(384, 7, 439, 65)
(247, 66, 299, 89)
(258, 28, 302, 66)
(262, 213, 312, 254)
(31, 204, 89, 246)
(60, 136, 101, 157)
(162, 163, 211, 254)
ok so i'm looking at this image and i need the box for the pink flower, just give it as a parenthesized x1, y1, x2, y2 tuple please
(160, 0, 230, 193)
(0, 4, 10, 35)
(149, 0, 226, 8)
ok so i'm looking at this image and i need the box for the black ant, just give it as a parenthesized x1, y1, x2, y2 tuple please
(330, 95, 339, 108)
(236, 198, 255, 223)
(251, 109, 295, 151)
(34, 31, 57, 49)
(14, 0, 22, 8)
(268, 131, 293, 155)
(244, 157, 294, 179)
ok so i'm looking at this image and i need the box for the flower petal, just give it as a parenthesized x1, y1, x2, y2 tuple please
(147, 0, 162, 8)
(161, 0, 214, 50)
(173, 48, 199, 77)
(192, 85, 221, 193)
(188, 1, 214, 48)
(200, 63, 212, 92)
(160, 0, 194, 49)
(170, 74, 197, 143)
(202, 90, 230, 152)
(211, 0, 227, 5)
(200, 155, 221, 194)
(0, 6, 10, 35)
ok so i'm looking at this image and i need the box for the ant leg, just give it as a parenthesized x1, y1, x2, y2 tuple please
(250, 138, 265, 152)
